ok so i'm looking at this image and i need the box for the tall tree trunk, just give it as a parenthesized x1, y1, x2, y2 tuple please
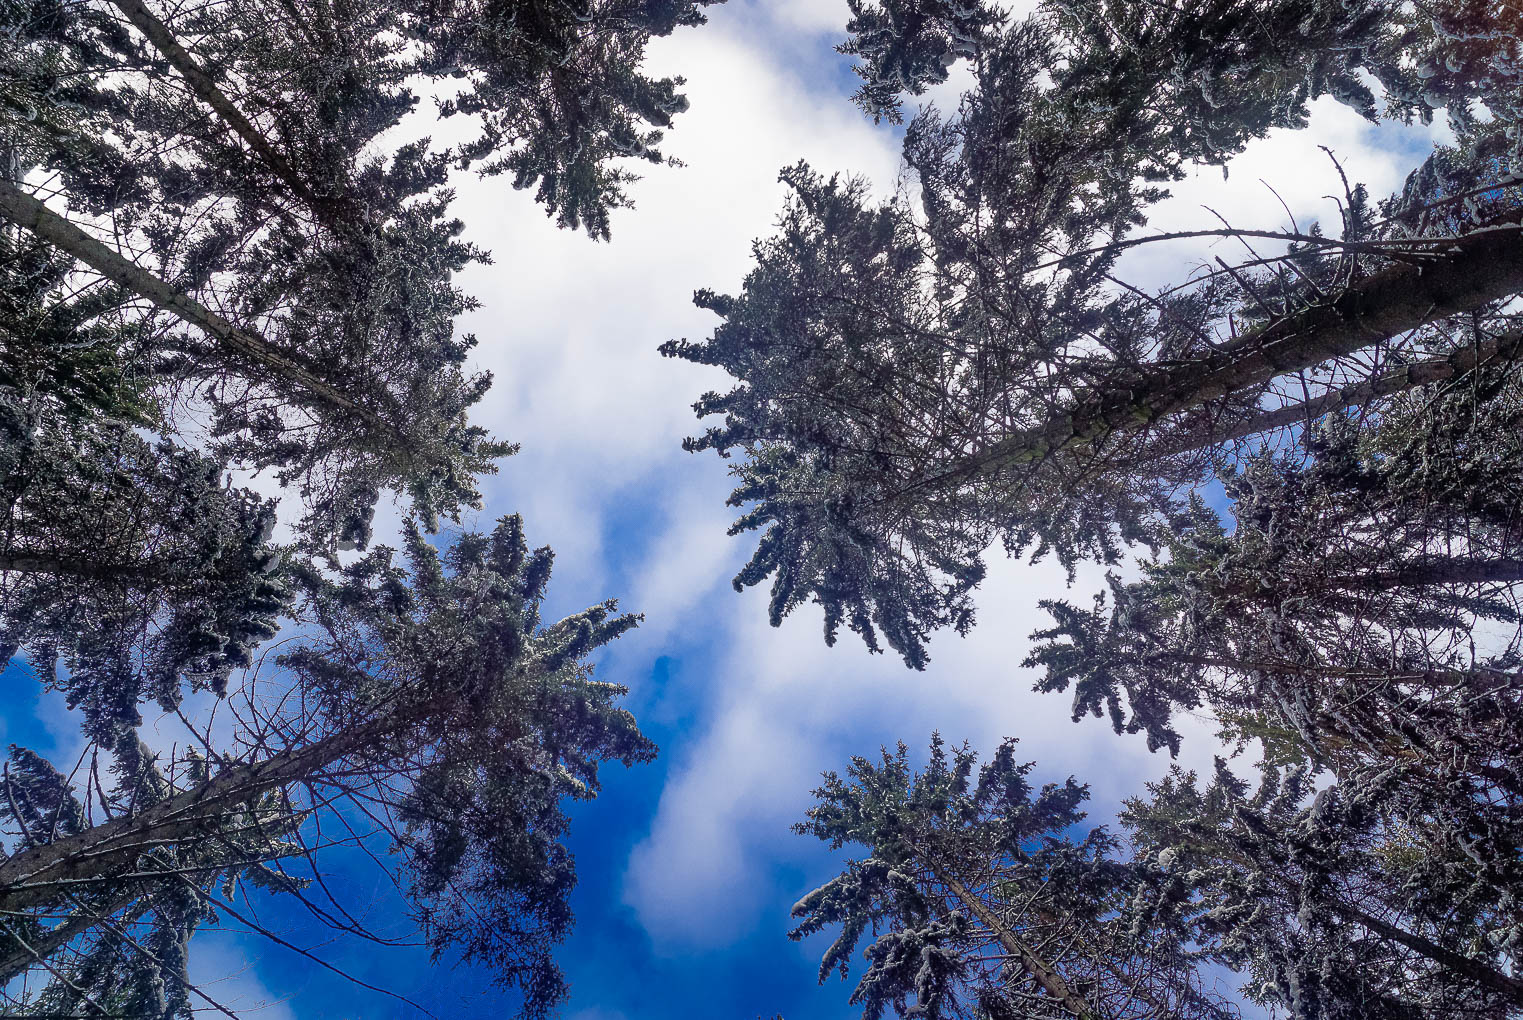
(902, 229, 1523, 496)
(0, 550, 185, 584)
(1151, 652, 1518, 689)
(110, 0, 342, 219)
(0, 706, 416, 915)
(1330, 898, 1523, 1004)
(1200, 834, 1523, 1004)
(0, 890, 140, 984)
(0, 180, 402, 447)
(1340, 557, 1523, 591)
(922, 856, 1096, 1018)
(1142, 329, 1523, 460)
(1220, 556, 1523, 599)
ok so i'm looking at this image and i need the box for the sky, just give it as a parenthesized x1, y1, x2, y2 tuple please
(0, 1, 1457, 1017)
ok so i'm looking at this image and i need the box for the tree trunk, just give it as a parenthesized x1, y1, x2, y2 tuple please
(901, 229, 1523, 496)
(0, 550, 181, 584)
(1341, 557, 1523, 592)
(0, 180, 402, 447)
(1150, 651, 1518, 686)
(1198, 832, 1523, 1005)
(923, 857, 1096, 1019)
(0, 890, 140, 985)
(0, 708, 413, 915)
(110, 0, 343, 219)
(1142, 329, 1523, 460)
(1219, 556, 1523, 599)
(1331, 898, 1523, 1004)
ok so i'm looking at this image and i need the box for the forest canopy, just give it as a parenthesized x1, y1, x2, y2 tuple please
(3, 0, 1522, 1017)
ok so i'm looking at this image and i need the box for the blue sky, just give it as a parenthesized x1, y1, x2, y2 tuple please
(3, 2, 1457, 1017)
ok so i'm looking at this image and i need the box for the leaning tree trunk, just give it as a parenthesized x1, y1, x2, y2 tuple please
(0, 550, 191, 585)
(109, 0, 347, 221)
(1219, 556, 1523, 600)
(1198, 830, 1523, 1005)
(0, 180, 402, 447)
(902, 228, 1523, 496)
(0, 704, 418, 916)
(1142, 328, 1523, 460)
(0, 890, 143, 984)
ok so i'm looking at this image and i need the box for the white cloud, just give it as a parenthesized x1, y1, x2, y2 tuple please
(767, 0, 853, 36)
(622, 552, 1226, 948)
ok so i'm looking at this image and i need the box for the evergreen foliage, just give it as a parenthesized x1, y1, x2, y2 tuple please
(766, 8, 1523, 1018)
(2, 0, 715, 549)
(0, 516, 652, 1017)
(666, 0, 1523, 666)
(792, 736, 1232, 1020)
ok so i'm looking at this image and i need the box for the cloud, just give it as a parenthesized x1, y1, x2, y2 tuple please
(621, 552, 1226, 948)
(449, 10, 900, 602)
(767, 0, 853, 36)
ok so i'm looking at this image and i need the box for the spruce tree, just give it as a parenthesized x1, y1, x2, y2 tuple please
(0, 516, 653, 1016)
(664, 0, 1523, 666)
(0, 740, 302, 1013)
(792, 736, 1232, 1020)
(1024, 363, 1523, 796)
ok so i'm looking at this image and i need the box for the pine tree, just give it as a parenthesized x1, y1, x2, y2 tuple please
(664, 1, 1523, 666)
(0, 516, 653, 1016)
(791, 736, 1232, 1020)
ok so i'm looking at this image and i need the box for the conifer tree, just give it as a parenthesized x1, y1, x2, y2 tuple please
(2, 0, 713, 1009)
(2, 0, 718, 548)
(664, 0, 1523, 666)
(0, 397, 289, 748)
(0, 516, 653, 1016)
(791, 736, 1232, 1019)
(1124, 760, 1523, 1018)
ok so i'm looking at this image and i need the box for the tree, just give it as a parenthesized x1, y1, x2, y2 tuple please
(2, 0, 720, 548)
(0, 515, 654, 1017)
(0, 396, 289, 749)
(1124, 759, 1523, 1018)
(663, 0, 1523, 666)
(0, 0, 501, 549)
(791, 736, 1232, 1020)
